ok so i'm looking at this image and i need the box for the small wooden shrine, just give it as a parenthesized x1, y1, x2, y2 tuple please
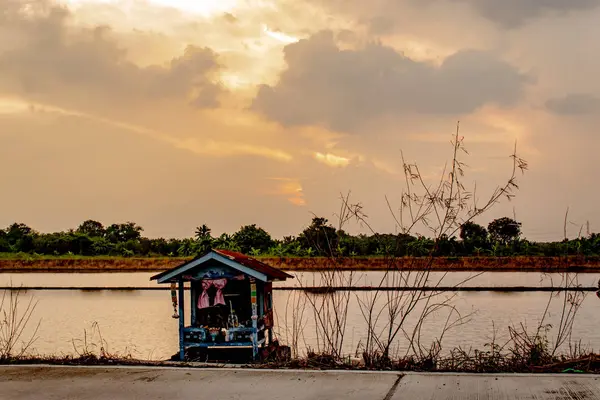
(150, 249, 293, 361)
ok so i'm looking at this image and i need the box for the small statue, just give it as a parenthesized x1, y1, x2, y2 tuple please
(227, 301, 239, 328)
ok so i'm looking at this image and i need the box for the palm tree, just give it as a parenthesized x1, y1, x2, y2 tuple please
(195, 224, 212, 240)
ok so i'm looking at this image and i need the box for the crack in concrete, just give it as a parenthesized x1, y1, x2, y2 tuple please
(383, 374, 404, 400)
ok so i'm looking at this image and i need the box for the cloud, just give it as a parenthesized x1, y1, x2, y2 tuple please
(450, 0, 600, 28)
(3, 0, 600, 242)
(0, 96, 295, 163)
(0, 98, 29, 114)
(366, 16, 395, 35)
(251, 31, 529, 132)
(313, 152, 350, 167)
(266, 178, 307, 206)
(0, 1, 224, 113)
(545, 93, 600, 115)
(252, 31, 528, 131)
(262, 24, 300, 44)
(177, 139, 293, 161)
(0, 111, 309, 238)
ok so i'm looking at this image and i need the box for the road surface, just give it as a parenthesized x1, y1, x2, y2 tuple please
(0, 365, 599, 399)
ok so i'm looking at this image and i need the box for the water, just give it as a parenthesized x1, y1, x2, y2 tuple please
(3, 271, 599, 288)
(1, 271, 599, 360)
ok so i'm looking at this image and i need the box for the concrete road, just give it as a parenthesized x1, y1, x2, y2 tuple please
(0, 366, 599, 400)
(393, 373, 600, 399)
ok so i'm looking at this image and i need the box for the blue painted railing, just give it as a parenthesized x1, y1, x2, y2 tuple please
(183, 326, 262, 348)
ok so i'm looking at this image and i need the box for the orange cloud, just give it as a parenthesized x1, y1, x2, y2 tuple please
(262, 25, 300, 44)
(266, 178, 307, 206)
(178, 139, 293, 162)
(371, 158, 401, 176)
(2, 97, 294, 163)
(313, 152, 350, 167)
(0, 97, 30, 114)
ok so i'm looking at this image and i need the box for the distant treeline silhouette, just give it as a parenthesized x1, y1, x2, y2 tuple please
(1, 217, 599, 258)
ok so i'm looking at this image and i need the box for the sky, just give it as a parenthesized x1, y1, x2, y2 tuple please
(1, 0, 599, 241)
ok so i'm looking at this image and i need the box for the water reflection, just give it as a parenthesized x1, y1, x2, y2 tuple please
(2, 270, 599, 289)
(0, 272, 598, 361)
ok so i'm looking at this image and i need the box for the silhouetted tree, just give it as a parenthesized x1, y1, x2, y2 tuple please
(460, 221, 488, 242)
(193, 224, 214, 255)
(194, 224, 212, 240)
(298, 217, 338, 256)
(488, 217, 521, 245)
(5, 223, 35, 252)
(459, 221, 489, 254)
(105, 222, 143, 243)
(5, 218, 600, 259)
(233, 224, 274, 254)
(77, 220, 105, 238)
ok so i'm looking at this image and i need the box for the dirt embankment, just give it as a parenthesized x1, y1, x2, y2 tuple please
(2, 256, 600, 273)
(270, 256, 600, 272)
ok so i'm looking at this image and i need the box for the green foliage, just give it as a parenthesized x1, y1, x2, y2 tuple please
(298, 217, 338, 256)
(488, 217, 522, 245)
(76, 220, 105, 238)
(407, 236, 435, 256)
(0, 230, 10, 253)
(192, 224, 214, 256)
(2, 216, 600, 259)
(105, 222, 143, 243)
(434, 235, 459, 256)
(232, 224, 274, 254)
(460, 222, 488, 242)
(91, 237, 114, 255)
(460, 222, 489, 254)
(5, 223, 36, 252)
(194, 224, 212, 241)
(212, 233, 241, 253)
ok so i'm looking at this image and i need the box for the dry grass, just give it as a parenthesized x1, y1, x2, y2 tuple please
(0, 287, 39, 360)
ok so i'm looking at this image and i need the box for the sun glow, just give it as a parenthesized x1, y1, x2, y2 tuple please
(313, 152, 350, 168)
(63, 0, 239, 17)
(0, 98, 30, 114)
(262, 25, 299, 44)
(144, 0, 239, 16)
(267, 178, 307, 206)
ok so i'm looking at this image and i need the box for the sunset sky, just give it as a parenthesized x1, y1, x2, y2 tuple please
(1, 0, 599, 241)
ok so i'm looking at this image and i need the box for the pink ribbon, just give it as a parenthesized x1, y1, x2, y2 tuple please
(198, 280, 212, 309)
(198, 278, 228, 309)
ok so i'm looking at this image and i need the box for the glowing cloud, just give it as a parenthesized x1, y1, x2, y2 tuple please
(3, 98, 293, 163)
(148, 0, 239, 16)
(262, 25, 300, 44)
(0, 98, 30, 114)
(313, 152, 350, 167)
(179, 139, 293, 162)
(267, 178, 306, 206)
(371, 159, 400, 176)
(63, 0, 240, 17)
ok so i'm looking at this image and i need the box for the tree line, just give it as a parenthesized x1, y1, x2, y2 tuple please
(0, 217, 599, 258)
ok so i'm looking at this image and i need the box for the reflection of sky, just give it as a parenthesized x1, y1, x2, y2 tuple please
(273, 290, 600, 359)
(278, 271, 600, 288)
(3, 272, 599, 360)
(1, 271, 599, 288)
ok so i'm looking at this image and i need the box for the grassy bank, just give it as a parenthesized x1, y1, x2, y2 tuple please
(3, 352, 599, 374)
(1, 254, 600, 272)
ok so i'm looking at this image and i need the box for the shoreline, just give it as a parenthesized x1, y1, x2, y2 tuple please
(1, 255, 600, 273)
(2, 358, 600, 374)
